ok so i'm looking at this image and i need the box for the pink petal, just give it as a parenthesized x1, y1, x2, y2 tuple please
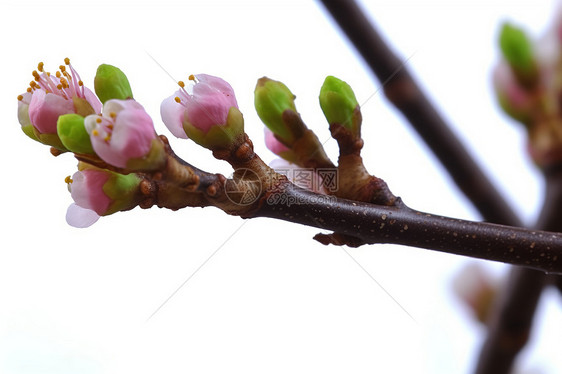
(17, 92, 32, 127)
(29, 89, 75, 134)
(84, 87, 103, 114)
(70, 170, 111, 215)
(160, 93, 188, 138)
(66, 203, 100, 228)
(264, 127, 289, 155)
(110, 109, 155, 159)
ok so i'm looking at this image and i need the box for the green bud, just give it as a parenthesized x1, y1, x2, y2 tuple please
(94, 64, 133, 104)
(183, 107, 245, 150)
(254, 77, 297, 144)
(57, 114, 94, 154)
(319, 76, 360, 133)
(103, 171, 142, 215)
(499, 23, 536, 83)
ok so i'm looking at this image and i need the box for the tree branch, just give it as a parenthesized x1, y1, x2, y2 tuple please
(255, 183, 562, 273)
(317, 0, 522, 226)
(474, 168, 562, 373)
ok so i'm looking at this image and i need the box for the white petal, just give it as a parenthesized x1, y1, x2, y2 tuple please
(65, 203, 100, 228)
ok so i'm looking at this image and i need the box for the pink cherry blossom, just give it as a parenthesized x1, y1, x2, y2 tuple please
(264, 127, 290, 155)
(160, 74, 238, 137)
(85, 99, 157, 168)
(21, 60, 101, 134)
(67, 169, 112, 216)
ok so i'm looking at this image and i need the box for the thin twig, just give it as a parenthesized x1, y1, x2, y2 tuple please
(317, 0, 522, 226)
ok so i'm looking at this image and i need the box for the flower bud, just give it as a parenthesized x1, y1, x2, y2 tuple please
(319, 76, 360, 135)
(499, 23, 538, 87)
(161, 74, 243, 150)
(18, 59, 102, 150)
(57, 114, 94, 154)
(254, 77, 298, 144)
(94, 64, 133, 104)
(264, 127, 297, 163)
(66, 164, 142, 217)
(493, 63, 533, 126)
(85, 99, 166, 170)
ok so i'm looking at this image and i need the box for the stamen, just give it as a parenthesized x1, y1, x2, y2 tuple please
(64, 57, 70, 65)
(109, 112, 117, 119)
(37, 62, 44, 72)
(92, 130, 99, 136)
(65, 176, 73, 184)
(17, 95, 23, 101)
(56, 71, 61, 78)
(26, 87, 32, 93)
(107, 124, 114, 130)
(188, 74, 195, 81)
(104, 134, 111, 142)
(96, 118, 102, 123)
(178, 81, 185, 88)
(174, 96, 181, 103)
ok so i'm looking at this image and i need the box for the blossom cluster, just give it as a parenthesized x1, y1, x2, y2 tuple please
(17, 58, 355, 227)
(18, 60, 240, 227)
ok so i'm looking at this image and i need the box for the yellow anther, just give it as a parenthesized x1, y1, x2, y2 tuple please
(188, 74, 195, 81)
(178, 81, 185, 88)
(107, 124, 114, 130)
(92, 129, 99, 136)
(95, 117, 102, 123)
(57, 84, 63, 90)
(26, 87, 32, 93)
(174, 96, 181, 103)
(109, 112, 116, 119)
(32, 70, 40, 80)
(56, 71, 61, 78)
(38, 62, 44, 72)
(104, 135, 111, 142)
(64, 57, 70, 65)
(78, 80, 83, 86)
(17, 95, 23, 101)
(65, 175, 73, 184)
(59, 65, 66, 72)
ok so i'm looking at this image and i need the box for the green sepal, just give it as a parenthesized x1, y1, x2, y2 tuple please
(254, 77, 297, 144)
(94, 64, 133, 104)
(496, 91, 532, 127)
(31, 127, 67, 151)
(319, 76, 360, 134)
(183, 107, 245, 150)
(125, 138, 167, 172)
(57, 114, 95, 154)
(103, 172, 142, 215)
(21, 124, 40, 142)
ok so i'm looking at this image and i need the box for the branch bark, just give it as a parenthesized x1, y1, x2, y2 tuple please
(255, 183, 562, 273)
(474, 169, 562, 374)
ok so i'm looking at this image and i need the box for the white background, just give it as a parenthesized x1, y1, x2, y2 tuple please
(2, 0, 562, 373)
